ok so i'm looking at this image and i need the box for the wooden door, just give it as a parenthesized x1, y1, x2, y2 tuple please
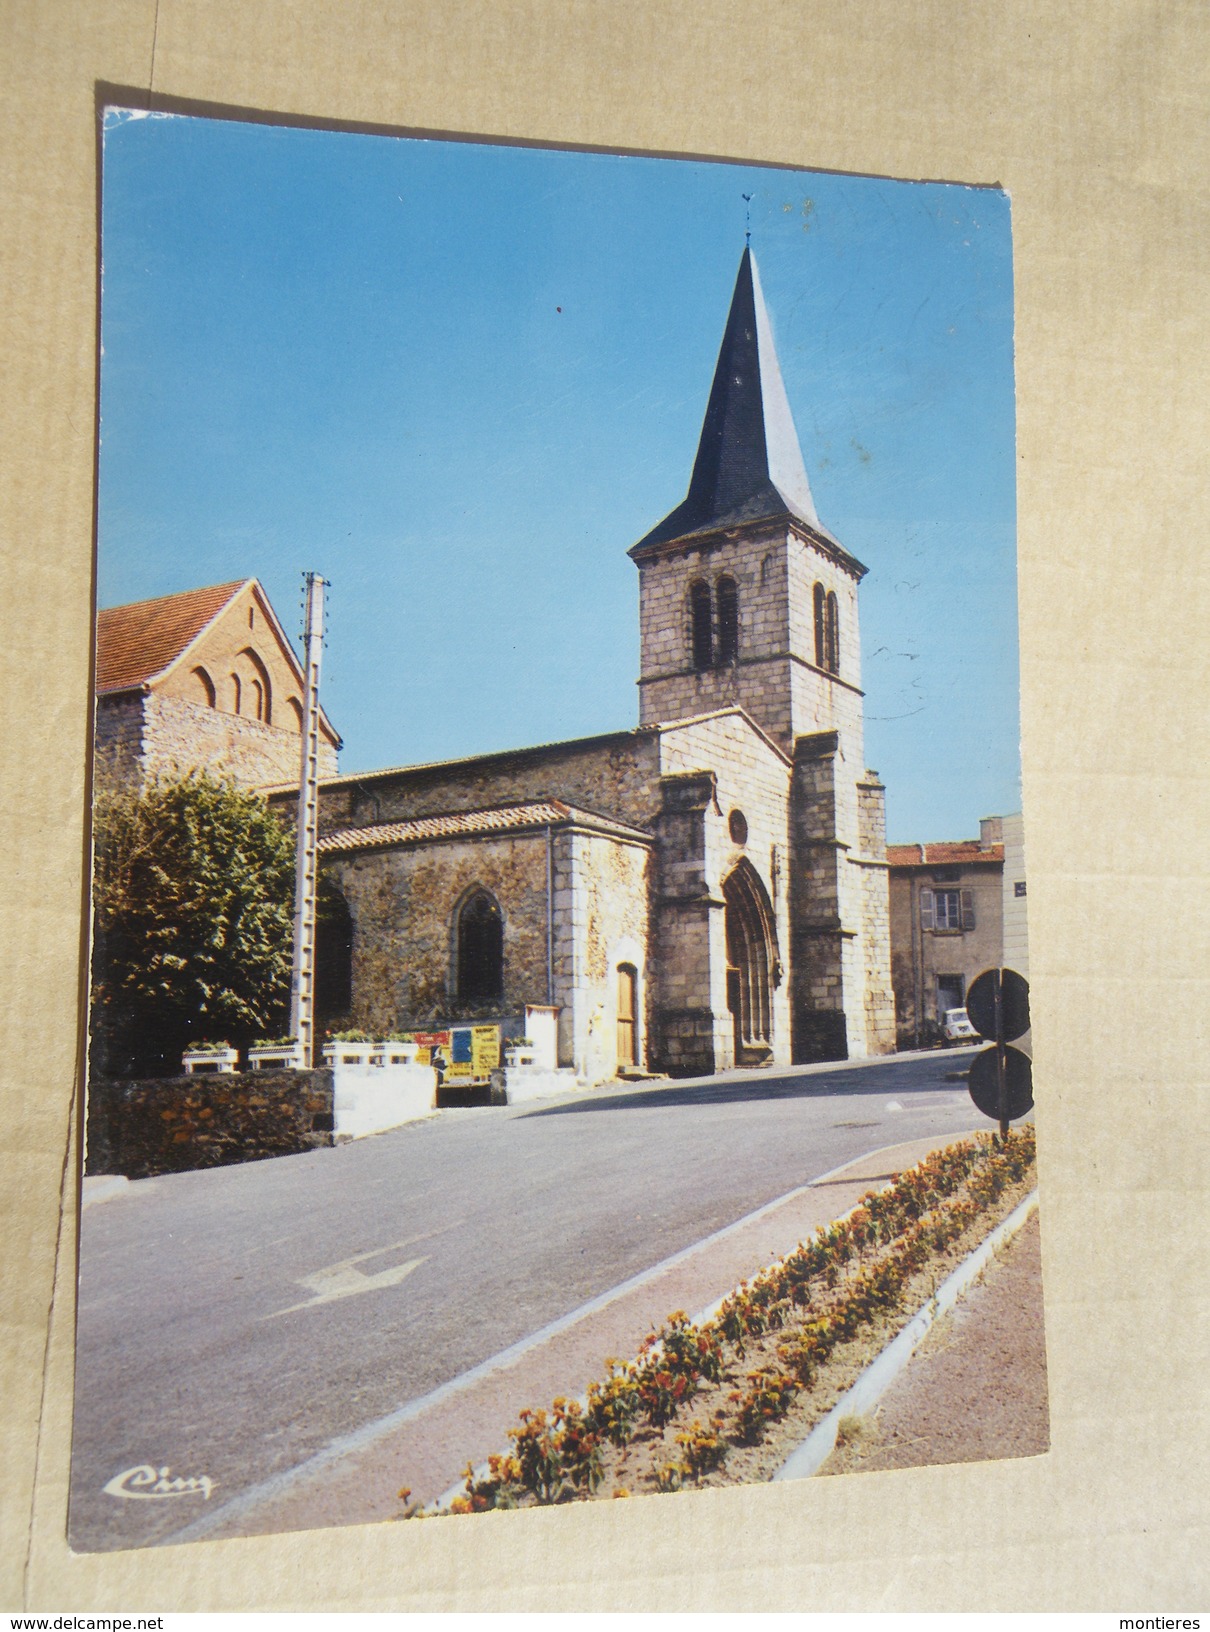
(616, 965, 637, 1068)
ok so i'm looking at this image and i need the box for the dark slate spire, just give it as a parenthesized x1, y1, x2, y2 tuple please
(632, 247, 842, 555)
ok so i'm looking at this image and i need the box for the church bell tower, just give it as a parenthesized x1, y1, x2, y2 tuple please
(629, 246, 868, 772)
(631, 248, 895, 1063)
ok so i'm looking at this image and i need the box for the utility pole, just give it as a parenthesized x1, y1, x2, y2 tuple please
(290, 572, 326, 1067)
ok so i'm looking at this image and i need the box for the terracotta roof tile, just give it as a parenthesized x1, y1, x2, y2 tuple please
(319, 801, 652, 854)
(887, 840, 1005, 867)
(96, 581, 247, 694)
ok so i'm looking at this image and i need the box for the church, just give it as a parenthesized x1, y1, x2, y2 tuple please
(264, 248, 896, 1079)
(96, 249, 896, 1082)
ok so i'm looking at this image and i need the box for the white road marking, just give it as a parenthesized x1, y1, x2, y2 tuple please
(265, 1243, 429, 1318)
(885, 1100, 904, 1111)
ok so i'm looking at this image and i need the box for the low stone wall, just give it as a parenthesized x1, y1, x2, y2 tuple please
(84, 1069, 335, 1179)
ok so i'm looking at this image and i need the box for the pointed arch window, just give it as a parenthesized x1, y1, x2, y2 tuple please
(825, 591, 840, 675)
(689, 580, 713, 671)
(457, 890, 504, 1004)
(231, 673, 242, 714)
(814, 583, 840, 674)
(813, 582, 826, 667)
(716, 576, 739, 665)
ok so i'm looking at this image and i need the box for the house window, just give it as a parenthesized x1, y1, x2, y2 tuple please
(231, 673, 242, 714)
(716, 576, 739, 664)
(813, 582, 826, 666)
(689, 580, 713, 670)
(457, 890, 504, 1003)
(921, 888, 975, 932)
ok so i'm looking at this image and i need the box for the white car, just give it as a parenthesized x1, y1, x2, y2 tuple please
(942, 1007, 980, 1045)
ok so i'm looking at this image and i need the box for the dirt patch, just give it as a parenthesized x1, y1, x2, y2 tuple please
(818, 1209, 1048, 1477)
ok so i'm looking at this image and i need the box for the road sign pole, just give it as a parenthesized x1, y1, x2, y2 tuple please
(993, 967, 1009, 1139)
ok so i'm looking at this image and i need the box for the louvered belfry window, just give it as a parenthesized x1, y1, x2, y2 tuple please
(690, 580, 713, 670)
(825, 591, 840, 674)
(717, 576, 739, 664)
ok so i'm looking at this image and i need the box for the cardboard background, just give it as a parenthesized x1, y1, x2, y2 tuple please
(2, 0, 1206, 1610)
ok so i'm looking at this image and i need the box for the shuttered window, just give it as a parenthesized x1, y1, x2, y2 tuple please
(922, 888, 975, 932)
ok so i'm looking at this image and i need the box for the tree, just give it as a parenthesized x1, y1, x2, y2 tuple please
(90, 773, 296, 1076)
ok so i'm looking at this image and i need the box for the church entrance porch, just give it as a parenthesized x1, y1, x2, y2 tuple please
(723, 860, 779, 1067)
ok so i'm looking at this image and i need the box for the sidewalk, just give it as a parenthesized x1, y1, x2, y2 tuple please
(818, 1207, 1049, 1476)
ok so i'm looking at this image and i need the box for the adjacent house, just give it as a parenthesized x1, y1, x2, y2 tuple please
(887, 813, 1028, 1047)
(95, 577, 341, 791)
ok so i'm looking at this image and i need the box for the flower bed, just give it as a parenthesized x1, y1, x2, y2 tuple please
(411, 1127, 1037, 1515)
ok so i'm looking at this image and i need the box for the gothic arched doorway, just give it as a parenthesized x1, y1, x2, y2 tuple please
(723, 859, 778, 1064)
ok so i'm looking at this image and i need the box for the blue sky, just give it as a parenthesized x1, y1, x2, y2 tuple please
(99, 112, 1018, 844)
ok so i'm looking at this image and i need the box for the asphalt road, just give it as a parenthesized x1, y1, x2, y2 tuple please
(69, 1049, 981, 1551)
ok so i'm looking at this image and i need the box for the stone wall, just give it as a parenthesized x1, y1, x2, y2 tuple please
(636, 525, 867, 761)
(789, 733, 849, 1060)
(95, 692, 337, 794)
(553, 827, 651, 1082)
(93, 695, 145, 789)
(324, 830, 553, 1034)
(143, 693, 337, 790)
(636, 526, 796, 746)
(657, 710, 794, 1067)
(857, 776, 896, 1054)
(84, 1068, 334, 1179)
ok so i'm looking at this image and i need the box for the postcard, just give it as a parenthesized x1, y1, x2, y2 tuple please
(67, 110, 1045, 1557)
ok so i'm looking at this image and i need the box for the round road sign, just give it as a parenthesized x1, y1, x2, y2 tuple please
(968, 1043, 1034, 1122)
(965, 967, 1030, 1043)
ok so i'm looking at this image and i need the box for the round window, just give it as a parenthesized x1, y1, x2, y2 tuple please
(728, 808, 748, 845)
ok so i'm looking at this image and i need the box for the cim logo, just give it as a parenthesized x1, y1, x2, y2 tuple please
(103, 1463, 215, 1501)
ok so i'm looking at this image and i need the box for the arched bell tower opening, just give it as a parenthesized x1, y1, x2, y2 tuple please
(723, 859, 779, 1066)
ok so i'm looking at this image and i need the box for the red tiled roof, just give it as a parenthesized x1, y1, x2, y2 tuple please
(887, 841, 1005, 867)
(319, 800, 651, 854)
(96, 581, 247, 694)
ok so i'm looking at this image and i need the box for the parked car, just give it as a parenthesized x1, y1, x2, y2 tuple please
(942, 1007, 980, 1045)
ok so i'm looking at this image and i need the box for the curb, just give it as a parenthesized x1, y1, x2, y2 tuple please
(772, 1187, 1039, 1482)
